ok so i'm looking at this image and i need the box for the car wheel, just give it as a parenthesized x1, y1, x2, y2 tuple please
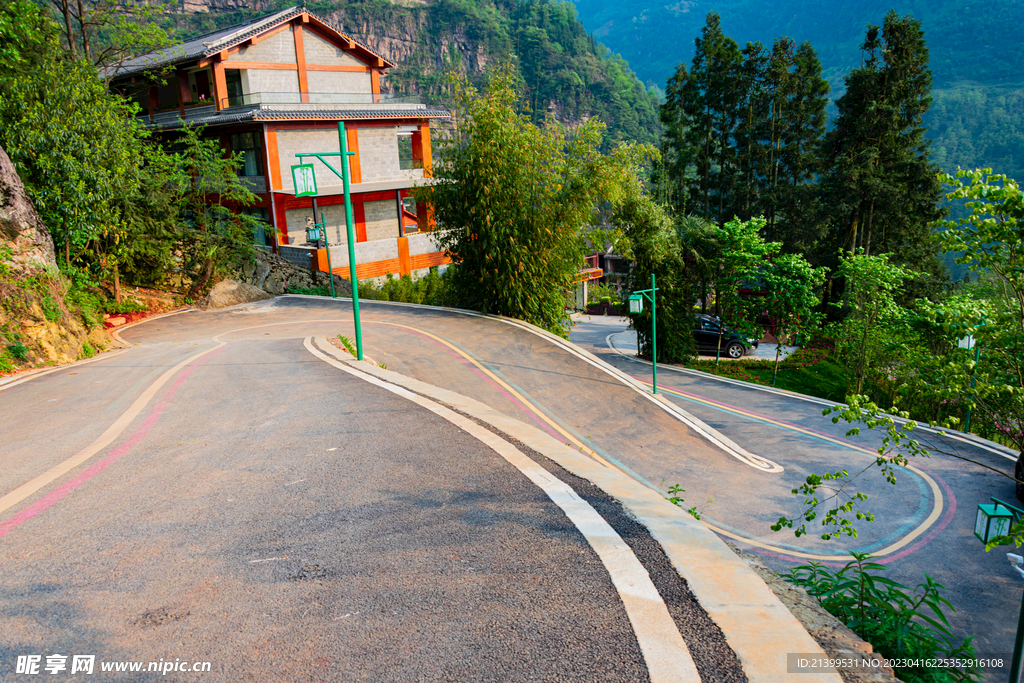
(1016, 454, 1024, 504)
(726, 342, 745, 359)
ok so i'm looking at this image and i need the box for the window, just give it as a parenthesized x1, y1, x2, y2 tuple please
(230, 132, 263, 177)
(225, 70, 244, 105)
(398, 132, 415, 170)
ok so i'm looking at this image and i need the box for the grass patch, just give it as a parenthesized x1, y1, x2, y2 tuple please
(683, 343, 850, 402)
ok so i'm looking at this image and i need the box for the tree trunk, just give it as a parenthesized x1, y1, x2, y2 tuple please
(848, 206, 860, 254)
(113, 262, 121, 303)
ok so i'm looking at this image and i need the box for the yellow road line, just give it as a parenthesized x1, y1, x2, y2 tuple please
(644, 381, 944, 560)
(370, 321, 629, 478)
(0, 343, 225, 514)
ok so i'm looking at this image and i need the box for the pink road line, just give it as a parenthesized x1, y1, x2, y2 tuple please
(378, 324, 568, 444)
(0, 344, 233, 539)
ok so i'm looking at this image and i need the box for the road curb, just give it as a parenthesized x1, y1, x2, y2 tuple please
(312, 338, 841, 683)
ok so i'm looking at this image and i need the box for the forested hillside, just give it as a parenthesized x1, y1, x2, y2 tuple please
(569, 0, 1024, 178)
(164, 0, 662, 147)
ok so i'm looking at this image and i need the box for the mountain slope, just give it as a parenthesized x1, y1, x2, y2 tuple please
(570, 0, 1024, 177)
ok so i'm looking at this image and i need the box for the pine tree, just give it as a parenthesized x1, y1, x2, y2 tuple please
(818, 11, 944, 276)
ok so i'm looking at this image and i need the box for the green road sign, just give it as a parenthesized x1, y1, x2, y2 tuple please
(292, 164, 318, 197)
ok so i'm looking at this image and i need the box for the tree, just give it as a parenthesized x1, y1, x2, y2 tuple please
(937, 169, 1024, 463)
(761, 253, 826, 384)
(421, 63, 649, 336)
(833, 251, 919, 395)
(708, 216, 778, 363)
(44, 0, 173, 74)
(818, 12, 945, 276)
(0, 29, 144, 267)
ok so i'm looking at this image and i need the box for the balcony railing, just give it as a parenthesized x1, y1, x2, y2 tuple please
(222, 92, 422, 108)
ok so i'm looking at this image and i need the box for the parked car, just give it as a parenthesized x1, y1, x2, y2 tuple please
(693, 314, 759, 358)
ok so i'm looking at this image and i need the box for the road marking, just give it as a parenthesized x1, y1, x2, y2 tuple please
(367, 321, 633, 477)
(278, 295, 785, 472)
(305, 336, 701, 683)
(0, 342, 226, 516)
(606, 329, 1019, 462)
(627, 375, 946, 561)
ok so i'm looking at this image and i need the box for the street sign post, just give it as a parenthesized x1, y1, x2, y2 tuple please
(976, 497, 1024, 683)
(294, 122, 363, 360)
(291, 164, 318, 197)
(630, 274, 658, 394)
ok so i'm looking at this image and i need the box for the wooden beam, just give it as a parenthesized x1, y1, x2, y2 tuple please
(304, 64, 372, 73)
(370, 69, 380, 101)
(266, 125, 282, 193)
(346, 127, 361, 184)
(293, 22, 308, 103)
(177, 70, 190, 115)
(216, 62, 297, 71)
(419, 123, 432, 178)
(212, 60, 228, 111)
(301, 11, 309, 23)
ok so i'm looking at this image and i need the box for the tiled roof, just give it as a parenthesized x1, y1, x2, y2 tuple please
(113, 6, 394, 77)
(146, 108, 450, 130)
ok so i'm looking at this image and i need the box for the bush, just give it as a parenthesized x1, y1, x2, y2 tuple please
(103, 299, 147, 315)
(6, 340, 28, 361)
(784, 553, 980, 683)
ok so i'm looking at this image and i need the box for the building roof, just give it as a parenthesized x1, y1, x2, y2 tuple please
(114, 6, 394, 78)
(145, 108, 451, 130)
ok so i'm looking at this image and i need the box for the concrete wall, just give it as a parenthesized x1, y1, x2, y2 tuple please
(306, 70, 371, 94)
(364, 199, 399, 241)
(277, 129, 340, 193)
(407, 231, 442, 256)
(356, 127, 400, 182)
(247, 69, 300, 94)
(228, 27, 296, 63)
(326, 238, 400, 268)
(304, 31, 367, 67)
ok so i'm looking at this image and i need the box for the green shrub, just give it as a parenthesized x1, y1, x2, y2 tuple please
(41, 296, 61, 322)
(286, 284, 333, 297)
(6, 340, 28, 361)
(0, 352, 15, 373)
(784, 553, 980, 683)
(80, 342, 95, 359)
(103, 299, 147, 315)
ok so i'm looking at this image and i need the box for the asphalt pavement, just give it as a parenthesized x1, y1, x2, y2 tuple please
(0, 300, 758, 682)
(570, 313, 1020, 682)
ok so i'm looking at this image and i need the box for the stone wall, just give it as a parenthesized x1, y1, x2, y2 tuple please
(236, 248, 352, 297)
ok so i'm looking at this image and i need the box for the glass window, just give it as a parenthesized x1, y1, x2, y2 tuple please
(225, 70, 243, 104)
(230, 132, 263, 177)
(398, 133, 415, 170)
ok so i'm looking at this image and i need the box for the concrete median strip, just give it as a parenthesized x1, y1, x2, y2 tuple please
(306, 336, 841, 683)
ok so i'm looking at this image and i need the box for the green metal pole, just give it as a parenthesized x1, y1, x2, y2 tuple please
(338, 122, 363, 361)
(964, 344, 980, 434)
(651, 272, 657, 395)
(1010, 585, 1024, 683)
(321, 211, 335, 299)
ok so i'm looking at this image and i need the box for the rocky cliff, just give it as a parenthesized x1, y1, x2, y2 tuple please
(0, 144, 110, 373)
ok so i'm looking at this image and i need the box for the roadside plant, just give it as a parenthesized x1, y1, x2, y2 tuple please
(421, 63, 654, 337)
(784, 553, 980, 683)
(760, 253, 827, 385)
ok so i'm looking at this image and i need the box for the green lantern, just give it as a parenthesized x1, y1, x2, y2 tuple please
(976, 503, 1014, 543)
(628, 293, 644, 314)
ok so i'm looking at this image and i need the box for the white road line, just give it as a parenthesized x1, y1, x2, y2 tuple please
(286, 296, 782, 474)
(605, 329, 1020, 463)
(305, 336, 701, 683)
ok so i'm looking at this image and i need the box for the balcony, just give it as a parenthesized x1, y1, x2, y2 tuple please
(222, 92, 423, 109)
(135, 92, 430, 128)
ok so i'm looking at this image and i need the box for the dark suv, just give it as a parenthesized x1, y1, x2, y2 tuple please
(693, 314, 759, 359)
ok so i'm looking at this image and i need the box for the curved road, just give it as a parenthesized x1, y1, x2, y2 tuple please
(570, 314, 1019, 681)
(0, 295, 1014, 680)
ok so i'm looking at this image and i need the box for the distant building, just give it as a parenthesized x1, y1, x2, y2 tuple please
(110, 6, 450, 281)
